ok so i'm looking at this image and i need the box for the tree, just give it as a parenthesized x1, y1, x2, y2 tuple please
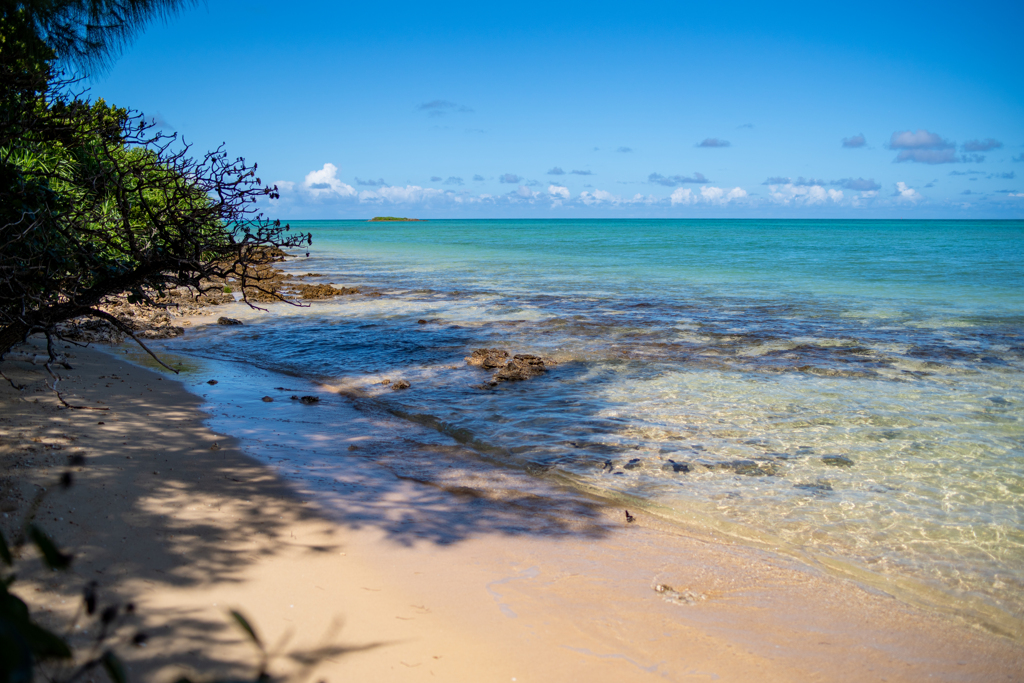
(2, 0, 196, 73)
(0, 9, 311, 368)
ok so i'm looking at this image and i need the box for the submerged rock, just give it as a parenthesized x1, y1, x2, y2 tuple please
(661, 460, 692, 473)
(391, 380, 411, 390)
(261, 396, 273, 402)
(298, 395, 320, 404)
(822, 455, 854, 467)
(795, 480, 834, 493)
(217, 317, 243, 326)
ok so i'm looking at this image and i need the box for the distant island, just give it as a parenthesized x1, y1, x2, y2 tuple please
(369, 216, 425, 222)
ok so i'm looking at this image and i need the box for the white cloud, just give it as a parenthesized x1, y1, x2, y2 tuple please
(894, 181, 922, 202)
(670, 188, 694, 205)
(766, 181, 841, 206)
(576, 189, 659, 206)
(699, 186, 747, 205)
(579, 189, 617, 205)
(303, 163, 356, 199)
(548, 185, 570, 200)
(359, 185, 447, 204)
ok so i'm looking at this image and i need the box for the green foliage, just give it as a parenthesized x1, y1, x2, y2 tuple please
(0, 9, 312, 357)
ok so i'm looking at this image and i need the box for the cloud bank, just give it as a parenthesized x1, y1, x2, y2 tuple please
(272, 162, 976, 217)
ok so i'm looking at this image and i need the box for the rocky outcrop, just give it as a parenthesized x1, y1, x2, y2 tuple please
(465, 348, 509, 369)
(298, 283, 360, 300)
(466, 348, 552, 385)
(493, 354, 548, 382)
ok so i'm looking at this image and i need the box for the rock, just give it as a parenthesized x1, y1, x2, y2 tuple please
(795, 481, 834, 493)
(662, 460, 692, 473)
(691, 459, 780, 476)
(299, 395, 320, 404)
(298, 283, 360, 300)
(217, 317, 243, 325)
(138, 325, 185, 339)
(623, 458, 642, 470)
(347, 444, 359, 451)
(261, 396, 273, 402)
(380, 379, 391, 386)
(822, 455, 854, 468)
(417, 319, 429, 324)
(391, 380, 411, 390)
(492, 354, 548, 382)
(466, 348, 510, 369)
(207, 379, 218, 385)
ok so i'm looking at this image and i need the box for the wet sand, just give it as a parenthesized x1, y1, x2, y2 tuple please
(1, 340, 1021, 682)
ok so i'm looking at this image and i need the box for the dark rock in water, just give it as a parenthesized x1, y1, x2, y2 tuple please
(701, 459, 780, 476)
(207, 379, 218, 385)
(391, 380, 411, 390)
(466, 348, 510, 369)
(217, 317, 243, 325)
(261, 396, 273, 402)
(298, 283, 359, 300)
(601, 460, 613, 473)
(417, 319, 429, 324)
(299, 395, 320, 404)
(380, 378, 392, 386)
(493, 354, 548, 382)
(795, 481, 834, 493)
(662, 460, 691, 473)
(822, 455, 854, 467)
(347, 444, 359, 451)
(729, 460, 767, 476)
(623, 458, 642, 470)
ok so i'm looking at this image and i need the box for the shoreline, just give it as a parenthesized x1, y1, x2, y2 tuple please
(1, 339, 1022, 680)
(155, 272, 1024, 643)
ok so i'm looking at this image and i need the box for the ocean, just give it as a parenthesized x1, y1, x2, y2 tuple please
(151, 219, 1024, 637)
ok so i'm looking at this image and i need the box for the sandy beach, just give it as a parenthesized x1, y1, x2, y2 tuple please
(1, 339, 1022, 682)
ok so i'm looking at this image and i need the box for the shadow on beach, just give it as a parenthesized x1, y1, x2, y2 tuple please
(0, 340, 614, 679)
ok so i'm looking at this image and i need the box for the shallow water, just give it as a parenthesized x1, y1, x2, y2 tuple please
(159, 219, 1024, 636)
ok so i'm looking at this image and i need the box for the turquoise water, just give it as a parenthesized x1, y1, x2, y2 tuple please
(164, 219, 1024, 635)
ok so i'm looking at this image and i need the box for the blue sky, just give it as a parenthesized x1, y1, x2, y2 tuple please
(88, 0, 1024, 218)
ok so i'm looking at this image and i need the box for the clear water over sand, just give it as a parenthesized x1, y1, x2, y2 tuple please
(161, 219, 1024, 636)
